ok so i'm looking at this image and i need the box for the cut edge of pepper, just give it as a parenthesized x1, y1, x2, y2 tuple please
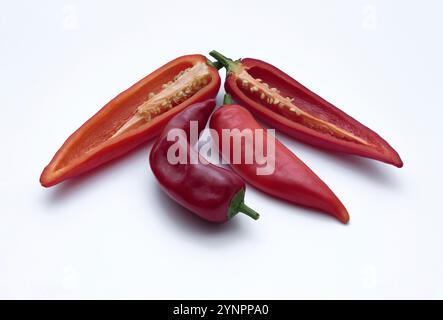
(212, 51, 371, 146)
(212, 52, 402, 167)
(40, 55, 222, 187)
(229, 79, 403, 167)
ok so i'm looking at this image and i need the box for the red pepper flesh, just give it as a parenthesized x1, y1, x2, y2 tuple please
(210, 50, 402, 168)
(210, 97, 349, 224)
(40, 54, 221, 187)
(149, 99, 259, 223)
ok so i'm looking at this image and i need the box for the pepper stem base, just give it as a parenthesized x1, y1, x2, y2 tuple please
(223, 94, 233, 105)
(209, 50, 237, 73)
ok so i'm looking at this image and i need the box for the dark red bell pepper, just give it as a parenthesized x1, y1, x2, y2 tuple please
(149, 99, 259, 223)
(41, 54, 221, 187)
(210, 50, 403, 168)
(210, 95, 349, 223)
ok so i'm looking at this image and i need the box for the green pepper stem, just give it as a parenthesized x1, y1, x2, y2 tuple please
(206, 59, 223, 70)
(209, 50, 236, 73)
(223, 94, 233, 105)
(228, 189, 260, 221)
(238, 202, 260, 220)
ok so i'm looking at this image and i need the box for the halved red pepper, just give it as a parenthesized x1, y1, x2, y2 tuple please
(40, 54, 221, 187)
(210, 50, 403, 167)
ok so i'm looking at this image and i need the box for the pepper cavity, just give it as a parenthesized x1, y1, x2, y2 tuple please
(40, 54, 221, 187)
(210, 50, 403, 167)
(112, 62, 212, 137)
(235, 71, 368, 145)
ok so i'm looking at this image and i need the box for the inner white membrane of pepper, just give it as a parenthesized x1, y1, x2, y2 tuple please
(112, 62, 211, 138)
(236, 70, 368, 145)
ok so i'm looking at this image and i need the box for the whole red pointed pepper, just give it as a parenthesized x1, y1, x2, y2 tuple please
(209, 50, 402, 168)
(149, 99, 259, 223)
(210, 95, 349, 223)
(40, 54, 221, 187)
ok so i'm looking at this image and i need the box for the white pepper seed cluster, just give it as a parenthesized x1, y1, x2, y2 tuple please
(111, 62, 211, 138)
(237, 71, 368, 145)
(237, 74, 301, 115)
(138, 64, 211, 121)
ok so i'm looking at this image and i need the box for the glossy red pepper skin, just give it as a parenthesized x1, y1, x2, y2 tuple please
(40, 54, 221, 187)
(210, 51, 402, 168)
(210, 103, 349, 224)
(149, 100, 259, 223)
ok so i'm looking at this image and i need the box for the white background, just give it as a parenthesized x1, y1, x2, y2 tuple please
(1, 0, 442, 299)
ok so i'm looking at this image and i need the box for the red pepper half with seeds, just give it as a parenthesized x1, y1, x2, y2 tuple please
(209, 50, 403, 168)
(210, 95, 349, 223)
(40, 54, 221, 187)
(149, 99, 260, 223)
